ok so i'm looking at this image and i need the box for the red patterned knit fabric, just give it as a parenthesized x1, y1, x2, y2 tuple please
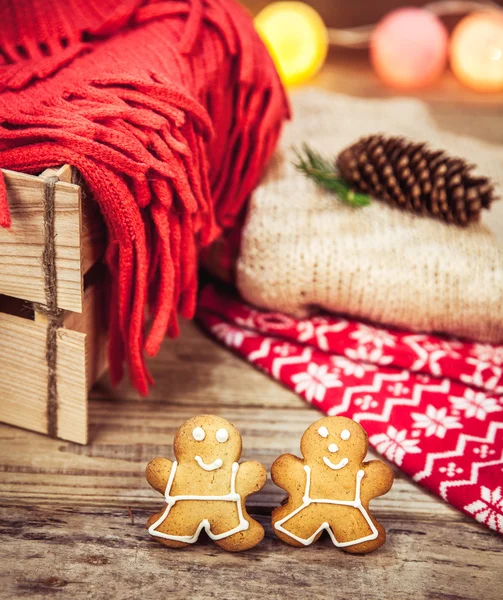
(0, 0, 289, 393)
(198, 284, 503, 534)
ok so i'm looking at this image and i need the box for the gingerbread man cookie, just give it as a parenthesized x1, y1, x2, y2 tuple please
(146, 415, 266, 551)
(272, 416, 393, 553)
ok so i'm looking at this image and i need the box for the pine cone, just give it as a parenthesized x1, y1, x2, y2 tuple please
(337, 135, 496, 226)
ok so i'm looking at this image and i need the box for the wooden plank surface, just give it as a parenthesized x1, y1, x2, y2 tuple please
(0, 165, 106, 313)
(0, 507, 499, 600)
(43, 166, 107, 277)
(63, 281, 109, 391)
(0, 320, 502, 600)
(0, 311, 87, 444)
(0, 169, 84, 312)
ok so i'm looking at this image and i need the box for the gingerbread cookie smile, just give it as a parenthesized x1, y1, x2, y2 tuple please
(323, 456, 349, 470)
(194, 455, 223, 471)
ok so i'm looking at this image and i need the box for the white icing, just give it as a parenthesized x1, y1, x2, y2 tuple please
(328, 443, 339, 453)
(148, 462, 249, 543)
(340, 429, 351, 441)
(216, 428, 229, 443)
(194, 455, 223, 471)
(192, 426, 205, 441)
(318, 426, 329, 438)
(323, 456, 349, 470)
(275, 467, 378, 547)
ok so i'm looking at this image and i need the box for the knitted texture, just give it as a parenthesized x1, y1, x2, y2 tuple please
(237, 90, 503, 344)
(0, 0, 289, 394)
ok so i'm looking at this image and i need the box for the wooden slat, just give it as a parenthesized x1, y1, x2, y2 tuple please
(63, 281, 108, 390)
(0, 312, 87, 444)
(0, 169, 83, 312)
(41, 165, 107, 276)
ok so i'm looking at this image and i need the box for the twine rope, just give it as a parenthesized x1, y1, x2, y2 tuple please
(34, 175, 63, 438)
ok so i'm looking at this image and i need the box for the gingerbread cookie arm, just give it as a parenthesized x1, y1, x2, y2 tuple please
(145, 457, 174, 494)
(235, 460, 267, 496)
(271, 454, 306, 496)
(360, 460, 394, 503)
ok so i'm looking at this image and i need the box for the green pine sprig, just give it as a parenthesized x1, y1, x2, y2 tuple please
(293, 144, 371, 208)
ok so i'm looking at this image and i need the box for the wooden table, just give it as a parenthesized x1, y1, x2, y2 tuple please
(1, 57, 503, 599)
(1, 320, 502, 599)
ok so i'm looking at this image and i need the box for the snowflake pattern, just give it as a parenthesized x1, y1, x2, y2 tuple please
(471, 345, 503, 366)
(460, 360, 502, 393)
(349, 324, 396, 348)
(291, 363, 342, 403)
(344, 345, 393, 365)
(331, 356, 375, 378)
(439, 462, 463, 477)
(422, 340, 462, 358)
(465, 487, 503, 533)
(411, 405, 462, 438)
(273, 344, 296, 357)
(449, 390, 502, 421)
(369, 426, 421, 466)
(354, 395, 379, 410)
(211, 323, 245, 348)
(387, 382, 410, 396)
(473, 444, 496, 459)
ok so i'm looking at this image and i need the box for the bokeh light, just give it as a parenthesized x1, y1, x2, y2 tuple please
(371, 7, 448, 90)
(450, 12, 503, 92)
(255, 2, 328, 86)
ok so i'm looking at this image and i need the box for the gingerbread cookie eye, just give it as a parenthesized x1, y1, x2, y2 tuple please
(192, 426, 206, 441)
(216, 428, 229, 443)
(340, 429, 351, 441)
(317, 426, 329, 438)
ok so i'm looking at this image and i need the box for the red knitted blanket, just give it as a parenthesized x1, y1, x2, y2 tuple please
(0, 0, 289, 394)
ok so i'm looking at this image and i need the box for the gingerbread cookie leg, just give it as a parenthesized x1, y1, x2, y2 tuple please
(213, 515, 265, 552)
(330, 513, 386, 554)
(273, 503, 326, 547)
(147, 501, 203, 549)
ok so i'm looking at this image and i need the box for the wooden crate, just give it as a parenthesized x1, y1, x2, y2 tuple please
(0, 165, 107, 444)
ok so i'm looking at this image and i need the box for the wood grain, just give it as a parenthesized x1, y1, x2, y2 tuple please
(0, 506, 500, 600)
(0, 311, 87, 444)
(64, 282, 109, 391)
(0, 169, 83, 312)
(41, 165, 107, 277)
(0, 281, 109, 444)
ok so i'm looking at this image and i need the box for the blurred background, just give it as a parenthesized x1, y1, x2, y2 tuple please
(242, 0, 503, 142)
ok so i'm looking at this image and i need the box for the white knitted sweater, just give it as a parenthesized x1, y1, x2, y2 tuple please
(236, 90, 503, 343)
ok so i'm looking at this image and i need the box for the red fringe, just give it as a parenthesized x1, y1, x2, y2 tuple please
(0, 0, 290, 394)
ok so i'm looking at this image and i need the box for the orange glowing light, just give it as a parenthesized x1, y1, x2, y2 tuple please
(450, 12, 503, 93)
